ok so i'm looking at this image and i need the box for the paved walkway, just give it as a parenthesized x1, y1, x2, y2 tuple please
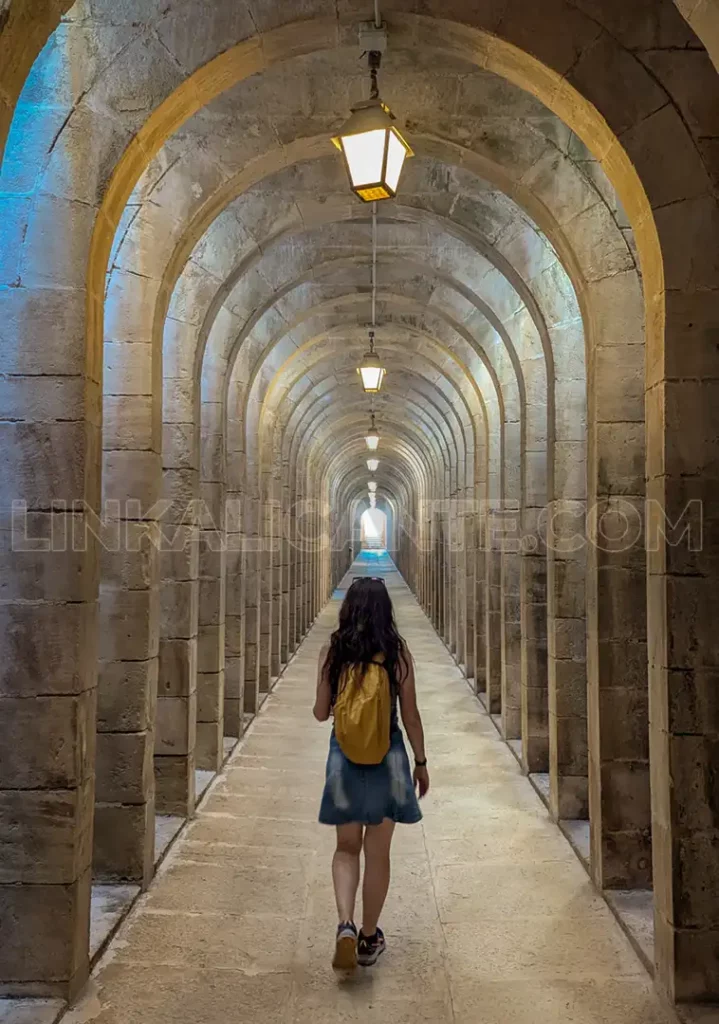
(63, 554, 673, 1024)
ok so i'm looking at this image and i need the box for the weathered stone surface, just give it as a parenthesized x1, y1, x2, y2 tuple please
(197, 672, 222, 721)
(103, 451, 162, 510)
(97, 657, 157, 732)
(0, 692, 95, 789)
(19, 195, 96, 290)
(0, 871, 90, 989)
(0, 288, 86, 377)
(155, 694, 196, 757)
(99, 585, 160, 662)
(93, 802, 154, 885)
(103, 395, 155, 451)
(196, 620, 223, 670)
(95, 731, 153, 805)
(159, 637, 197, 697)
(0, 601, 96, 697)
(195, 721, 223, 772)
(154, 756, 195, 818)
(0, 422, 88, 508)
(0, 781, 93, 885)
(160, 579, 199, 640)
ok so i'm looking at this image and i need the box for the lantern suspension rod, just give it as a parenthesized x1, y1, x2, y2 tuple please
(371, 200, 377, 327)
(374, 0, 381, 29)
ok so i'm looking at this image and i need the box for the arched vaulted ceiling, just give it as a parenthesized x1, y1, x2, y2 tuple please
(99, 41, 630, 521)
(2, 3, 645, 531)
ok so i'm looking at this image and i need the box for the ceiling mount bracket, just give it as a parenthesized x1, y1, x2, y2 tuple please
(359, 21, 387, 54)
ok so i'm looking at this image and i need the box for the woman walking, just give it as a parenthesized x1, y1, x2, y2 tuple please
(313, 576, 430, 971)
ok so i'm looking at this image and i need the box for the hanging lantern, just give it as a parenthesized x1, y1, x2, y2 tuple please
(357, 330, 385, 393)
(367, 457, 379, 472)
(368, 480, 377, 493)
(332, 50, 413, 202)
(365, 411, 380, 451)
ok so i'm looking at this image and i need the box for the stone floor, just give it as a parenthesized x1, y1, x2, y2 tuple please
(51, 553, 676, 1024)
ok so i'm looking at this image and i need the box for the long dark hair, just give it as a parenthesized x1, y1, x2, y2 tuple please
(325, 578, 409, 699)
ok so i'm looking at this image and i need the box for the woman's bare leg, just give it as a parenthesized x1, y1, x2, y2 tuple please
(333, 823, 364, 922)
(362, 818, 395, 935)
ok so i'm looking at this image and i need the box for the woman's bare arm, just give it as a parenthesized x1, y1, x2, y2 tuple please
(397, 651, 426, 764)
(313, 642, 332, 722)
(397, 651, 430, 796)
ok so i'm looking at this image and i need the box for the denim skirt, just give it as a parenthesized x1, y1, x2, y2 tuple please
(319, 727, 422, 827)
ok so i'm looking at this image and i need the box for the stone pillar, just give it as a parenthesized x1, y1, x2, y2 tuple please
(447, 497, 458, 656)
(648, 369, 719, 1001)
(586, 279, 650, 889)
(521, 538, 549, 773)
(280, 473, 291, 664)
(473, 514, 487, 695)
(307, 500, 317, 625)
(455, 496, 467, 668)
(294, 490, 305, 637)
(0, 143, 102, 990)
(547, 500, 588, 820)
(433, 511, 442, 632)
(96, 493, 160, 887)
(270, 489, 282, 678)
(196, 508, 225, 773)
(310, 501, 320, 622)
(485, 509, 503, 715)
(95, 517, 158, 883)
(437, 509, 446, 639)
(287, 496, 298, 652)
(155, 509, 198, 817)
(501, 525, 522, 741)
(243, 494, 260, 716)
(588, 499, 650, 888)
(0, 511, 97, 999)
(463, 507, 476, 680)
(195, 401, 226, 771)
(258, 491, 273, 699)
(224, 498, 244, 739)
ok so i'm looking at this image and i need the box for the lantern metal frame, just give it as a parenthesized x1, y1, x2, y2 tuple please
(365, 411, 380, 451)
(357, 329, 386, 393)
(331, 47, 413, 203)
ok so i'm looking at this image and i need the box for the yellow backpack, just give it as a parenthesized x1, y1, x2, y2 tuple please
(334, 655, 392, 765)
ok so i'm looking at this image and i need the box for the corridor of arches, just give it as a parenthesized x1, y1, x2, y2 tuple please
(1, 0, 719, 1020)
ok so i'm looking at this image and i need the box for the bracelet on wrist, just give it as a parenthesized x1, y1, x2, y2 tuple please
(415, 758, 428, 768)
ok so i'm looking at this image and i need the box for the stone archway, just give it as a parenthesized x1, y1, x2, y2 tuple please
(1, 1, 719, 1008)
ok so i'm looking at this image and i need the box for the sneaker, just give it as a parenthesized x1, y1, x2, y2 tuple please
(357, 927, 386, 966)
(332, 921, 358, 970)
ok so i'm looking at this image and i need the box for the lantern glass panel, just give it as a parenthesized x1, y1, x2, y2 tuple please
(359, 364, 384, 392)
(343, 128, 385, 190)
(385, 129, 407, 194)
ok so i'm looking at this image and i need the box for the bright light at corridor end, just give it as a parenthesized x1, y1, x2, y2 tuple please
(367, 458, 379, 472)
